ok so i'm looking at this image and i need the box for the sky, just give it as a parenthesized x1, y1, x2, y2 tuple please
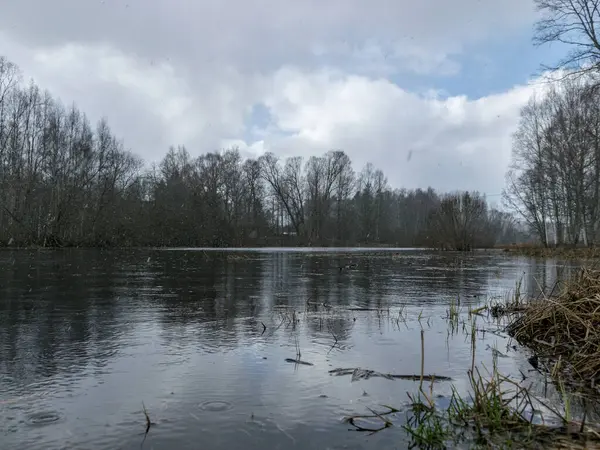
(0, 0, 568, 200)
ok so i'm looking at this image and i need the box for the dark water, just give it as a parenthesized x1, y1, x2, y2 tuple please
(0, 248, 580, 450)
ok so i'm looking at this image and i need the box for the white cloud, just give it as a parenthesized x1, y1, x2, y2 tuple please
(253, 68, 537, 193)
(0, 0, 545, 195)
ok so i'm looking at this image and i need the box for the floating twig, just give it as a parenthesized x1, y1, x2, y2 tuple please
(140, 402, 155, 447)
(329, 368, 452, 382)
(285, 358, 314, 366)
(142, 402, 152, 434)
(284, 336, 313, 365)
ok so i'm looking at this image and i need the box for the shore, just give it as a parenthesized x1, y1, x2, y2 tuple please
(404, 265, 600, 448)
(498, 244, 600, 259)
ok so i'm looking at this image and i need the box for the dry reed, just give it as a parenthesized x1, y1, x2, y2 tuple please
(501, 244, 600, 260)
(507, 268, 600, 389)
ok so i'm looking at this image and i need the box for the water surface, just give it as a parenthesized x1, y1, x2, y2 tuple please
(0, 248, 579, 449)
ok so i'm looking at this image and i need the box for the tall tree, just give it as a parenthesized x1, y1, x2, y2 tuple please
(0, 55, 520, 249)
(533, 0, 600, 82)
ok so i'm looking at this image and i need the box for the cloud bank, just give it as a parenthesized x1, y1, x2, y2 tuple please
(0, 0, 547, 195)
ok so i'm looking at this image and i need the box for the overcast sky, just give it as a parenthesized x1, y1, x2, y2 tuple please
(0, 0, 566, 199)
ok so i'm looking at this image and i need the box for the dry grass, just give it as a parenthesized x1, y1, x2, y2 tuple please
(506, 268, 600, 391)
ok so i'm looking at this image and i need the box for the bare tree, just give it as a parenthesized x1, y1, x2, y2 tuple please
(0, 54, 520, 249)
(504, 75, 600, 247)
(533, 0, 600, 82)
(427, 191, 490, 251)
(258, 153, 305, 238)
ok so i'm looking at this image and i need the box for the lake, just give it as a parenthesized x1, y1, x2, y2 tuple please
(0, 248, 580, 449)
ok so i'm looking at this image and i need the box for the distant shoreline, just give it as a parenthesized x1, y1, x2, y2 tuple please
(0, 244, 508, 253)
(496, 244, 600, 259)
(0, 244, 425, 251)
(4, 244, 597, 260)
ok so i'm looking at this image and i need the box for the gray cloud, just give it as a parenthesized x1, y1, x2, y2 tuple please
(0, 0, 542, 195)
(1, 0, 537, 73)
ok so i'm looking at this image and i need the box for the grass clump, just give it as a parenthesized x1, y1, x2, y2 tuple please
(404, 363, 600, 449)
(489, 277, 526, 319)
(403, 274, 600, 449)
(506, 268, 600, 391)
(445, 297, 461, 332)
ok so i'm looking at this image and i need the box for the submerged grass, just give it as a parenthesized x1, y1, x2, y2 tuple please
(336, 308, 595, 448)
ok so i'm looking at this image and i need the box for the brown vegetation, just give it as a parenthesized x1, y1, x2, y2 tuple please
(499, 243, 600, 259)
(506, 268, 600, 391)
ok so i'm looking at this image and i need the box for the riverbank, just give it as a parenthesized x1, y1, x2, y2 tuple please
(504, 267, 600, 392)
(0, 241, 411, 250)
(498, 243, 600, 259)
(0, 239, 524, 252)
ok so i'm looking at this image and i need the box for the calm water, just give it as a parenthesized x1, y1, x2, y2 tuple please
(0, 248, 580, 450)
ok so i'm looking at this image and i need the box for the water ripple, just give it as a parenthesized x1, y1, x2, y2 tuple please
(199, 400, 233, 412)
(25, 410, 64, 426)
(0, 249, 573, 450)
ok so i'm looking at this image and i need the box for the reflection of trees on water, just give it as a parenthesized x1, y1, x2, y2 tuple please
(409, 253, 494, 304)
(1, 249, 573, 392)
(306, 314, 355, 344)
(154, 253, 223, 324)
(0, 250, 130, 388)
(523, 258, 581, 298)
(261, 252, 308, 308)
(153, 252, 267, 351)
(256, 251, 494, 342)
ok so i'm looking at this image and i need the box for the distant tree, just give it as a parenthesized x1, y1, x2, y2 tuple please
(0, 54, 517, 249)
(426, 192, 489, 251)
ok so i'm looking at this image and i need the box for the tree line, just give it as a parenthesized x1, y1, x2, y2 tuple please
(504, 0, 600, 247)
(0, 55, 523, 249)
